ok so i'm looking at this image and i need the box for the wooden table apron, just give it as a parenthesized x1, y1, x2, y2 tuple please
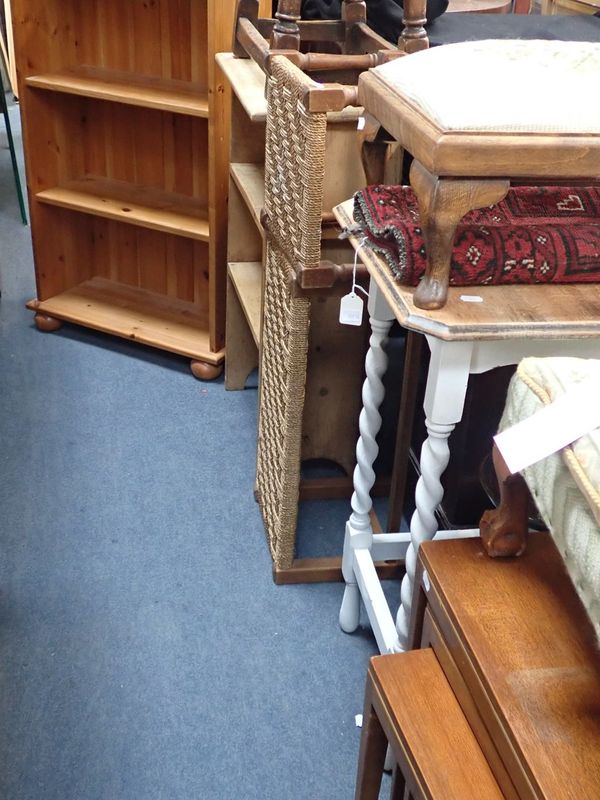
(337, 231, 600, 654)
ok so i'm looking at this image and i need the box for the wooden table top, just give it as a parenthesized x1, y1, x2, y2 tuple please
(334, 199, 600, 341)
(420, 533, 600, 800)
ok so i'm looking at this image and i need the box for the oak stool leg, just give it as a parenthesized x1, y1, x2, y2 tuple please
(479, 443, 529, 557)
(340, 283, 394, 634)
(409, 161, 509, 311)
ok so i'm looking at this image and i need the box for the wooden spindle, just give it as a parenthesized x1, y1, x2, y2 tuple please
(271, 0, 301, 50)
(399, 0, 429, 53)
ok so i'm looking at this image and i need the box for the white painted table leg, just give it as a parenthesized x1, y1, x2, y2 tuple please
(340, 281, 394, 634)
(395, 338, 474, 648)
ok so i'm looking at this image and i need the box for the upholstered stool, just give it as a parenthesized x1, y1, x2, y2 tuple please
(358, 40, 600, 309)
(480, 356, 600, 638)
(356, 649, 504, 800)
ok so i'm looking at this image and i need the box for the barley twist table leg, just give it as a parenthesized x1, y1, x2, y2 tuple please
(394, 338, 474, 649)
(340, 284, 394, 633)
(395, 419, 454, 644)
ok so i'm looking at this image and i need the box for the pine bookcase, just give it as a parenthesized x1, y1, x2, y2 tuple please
(13, 0, 246, 379)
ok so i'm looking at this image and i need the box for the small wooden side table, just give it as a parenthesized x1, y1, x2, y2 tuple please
(408, 533, 600, 800)
(334, 199, 600, 654)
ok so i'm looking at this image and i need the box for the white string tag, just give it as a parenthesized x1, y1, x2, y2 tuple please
(339, 237, 369, 327)
(339, 292, 364, 326)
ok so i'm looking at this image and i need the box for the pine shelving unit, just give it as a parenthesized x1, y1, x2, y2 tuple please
(13, 0, 245, 379)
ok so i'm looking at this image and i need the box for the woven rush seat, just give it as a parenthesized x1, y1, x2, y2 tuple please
(358, 39, 600, 309)
(497, 357, 600, 638)
(353, 184, 600, 286)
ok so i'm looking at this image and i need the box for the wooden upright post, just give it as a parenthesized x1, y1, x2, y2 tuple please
(342, 0, 367, 53)
(271, 0, 301, 49)
(399, 0, 429, 52)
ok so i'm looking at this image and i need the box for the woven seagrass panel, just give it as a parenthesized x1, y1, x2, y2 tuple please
(264, 56, 326, 270)
(256, 244, 310, 568)
(256, 57, 327, 569)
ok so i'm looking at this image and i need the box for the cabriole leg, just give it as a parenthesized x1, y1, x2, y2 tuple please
(479, 443, 529, 557)
(409, 161, 509, 311)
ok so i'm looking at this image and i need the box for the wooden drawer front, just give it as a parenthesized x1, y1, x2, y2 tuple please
(421, 601, 536, 800)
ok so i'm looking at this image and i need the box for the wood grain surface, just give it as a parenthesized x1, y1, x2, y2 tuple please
(419, 533, 600, 800)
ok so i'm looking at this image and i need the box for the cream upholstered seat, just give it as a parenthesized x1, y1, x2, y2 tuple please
(500, 357, 600, 638)
(372, 40, 600, 134)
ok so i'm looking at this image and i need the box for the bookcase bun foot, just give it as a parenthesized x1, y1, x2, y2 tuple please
(190, 360, 224, 381)
(34, 314, 63, 333)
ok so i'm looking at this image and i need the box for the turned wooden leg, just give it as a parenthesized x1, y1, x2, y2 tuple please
(399, 0, 429, 52)
(190, 360, 224, 381)
(34, 313, 63, 332)
(271, 0, 301, 49)
(479, 443, 529, 558)
(409, 161, 509, 310)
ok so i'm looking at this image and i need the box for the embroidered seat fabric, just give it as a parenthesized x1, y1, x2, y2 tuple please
(353, 184, 600, 287)
(369, 40, 600, 134)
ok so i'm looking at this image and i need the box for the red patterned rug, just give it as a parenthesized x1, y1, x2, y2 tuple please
(353, 184, 600, 286)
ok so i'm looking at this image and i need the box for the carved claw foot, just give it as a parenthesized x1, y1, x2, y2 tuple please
(190, 360, 223, 381)
(34, 314, 63, 332)
(479, 445, 529, 558)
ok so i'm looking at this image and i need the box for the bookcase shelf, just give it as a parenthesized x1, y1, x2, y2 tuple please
(37, 177, 210, 241)
(27, 277, 223, 363)
(26, 66, 209, 117)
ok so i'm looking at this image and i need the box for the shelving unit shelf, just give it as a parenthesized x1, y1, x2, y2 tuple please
(227, 262, 262, 348)
(13, 0, 242, 378)
(230, 163, 265, 232)
(26, 67, 210, 117)
(27, 278, 218, 362)
(36, 177, 210, 241)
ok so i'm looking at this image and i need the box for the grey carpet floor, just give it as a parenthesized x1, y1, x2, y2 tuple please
(0, 96, 387, 799)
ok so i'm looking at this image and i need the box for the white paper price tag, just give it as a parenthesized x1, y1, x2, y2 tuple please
(339, 292, 364, 326)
